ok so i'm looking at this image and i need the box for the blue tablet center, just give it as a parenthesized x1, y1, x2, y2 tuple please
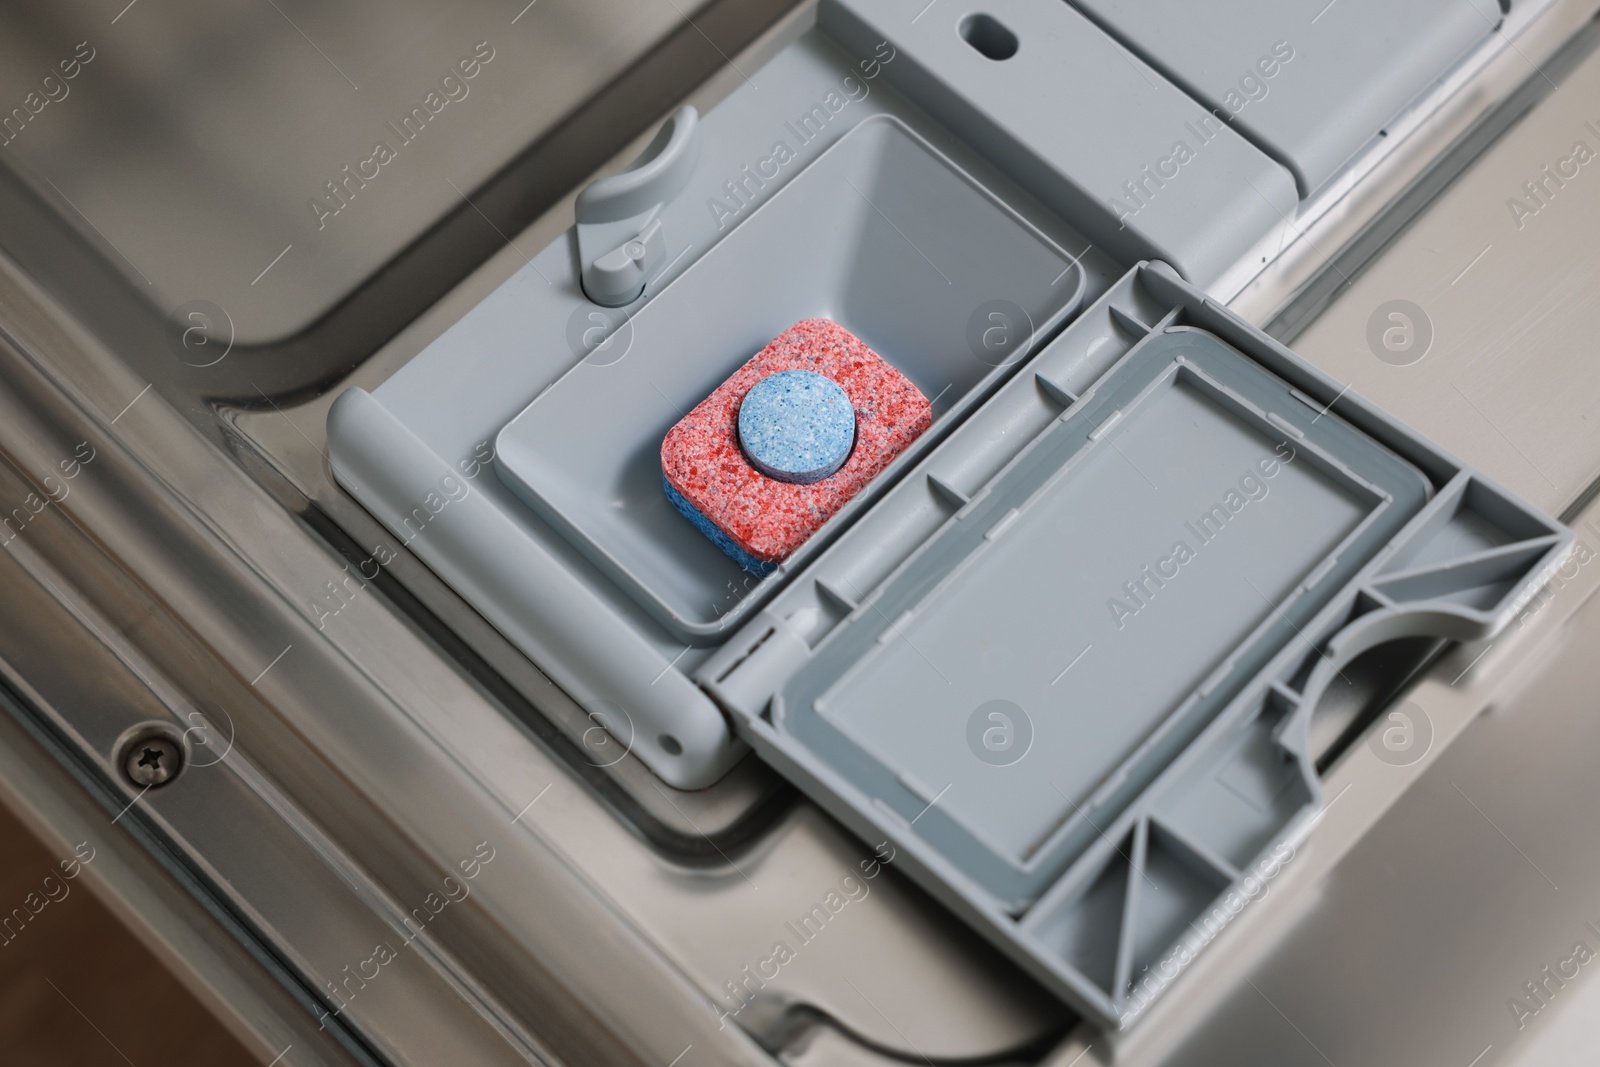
(738, 370, 856, 484)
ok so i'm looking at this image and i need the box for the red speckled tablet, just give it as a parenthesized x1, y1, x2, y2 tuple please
(662, 319, 931, 568)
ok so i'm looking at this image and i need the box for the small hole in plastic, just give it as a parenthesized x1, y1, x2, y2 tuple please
(659, 734, 683, 756)
(960, 14, 1018, 61)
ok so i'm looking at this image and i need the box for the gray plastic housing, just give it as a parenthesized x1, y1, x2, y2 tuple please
(818, 0, 1300, 286)
(697, 263, 1571, 1028)
(1070, 0, 1501, 196)
(326, 25, 1121, 789)
(325, 11, 1571, 1027)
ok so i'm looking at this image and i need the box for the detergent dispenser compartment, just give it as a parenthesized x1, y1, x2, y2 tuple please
(494, 116, 1087, 642)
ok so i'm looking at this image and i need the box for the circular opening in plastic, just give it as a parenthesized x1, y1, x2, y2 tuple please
(960, 14, 1018, 61)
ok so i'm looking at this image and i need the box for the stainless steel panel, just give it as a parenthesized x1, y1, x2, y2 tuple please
(0, 699, 368, 1067)
(0, 0, 735, 344)
(0, 0, 796, 401)
(1288, 21, 1600, 517)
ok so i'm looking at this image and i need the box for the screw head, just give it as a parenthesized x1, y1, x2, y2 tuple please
(123, 736, 182, 788)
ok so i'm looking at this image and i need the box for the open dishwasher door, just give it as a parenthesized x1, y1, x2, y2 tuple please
(1, 1, 1600, 1064)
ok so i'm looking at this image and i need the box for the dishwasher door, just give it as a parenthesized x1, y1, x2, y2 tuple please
(1, 1, 1599, 1065)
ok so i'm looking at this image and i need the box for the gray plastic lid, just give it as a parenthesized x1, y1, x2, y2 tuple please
(1070, 0, 1500, 195)
(769, 326, 1431, 908)
(699, 264, 1571, 1028)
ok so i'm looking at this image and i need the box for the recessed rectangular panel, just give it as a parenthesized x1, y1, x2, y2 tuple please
(823, 370, 1370, 863)
(1070, 0, 1499, 195)
(0, 0, 762, 343)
